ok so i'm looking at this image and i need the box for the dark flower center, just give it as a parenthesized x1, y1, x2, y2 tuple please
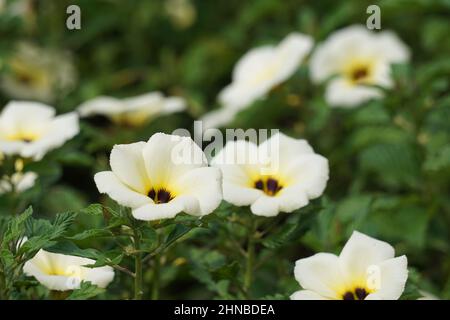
(148, 188, 174, 204)
(351, 68, 369, 82)
(254, 178, 282, 196)
(342, 287, 369, 300)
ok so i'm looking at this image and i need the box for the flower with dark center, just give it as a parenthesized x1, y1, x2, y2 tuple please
(254, 178, 283, 196)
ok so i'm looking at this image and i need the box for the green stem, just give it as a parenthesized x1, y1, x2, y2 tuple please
(151, 254, 160, 300)
(0, 270, 7, 300)
(243, 218, 256, 296)
(133, 230, 143, 300)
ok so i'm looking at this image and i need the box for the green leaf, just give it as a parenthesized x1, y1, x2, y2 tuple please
(67, 282, 105, 300)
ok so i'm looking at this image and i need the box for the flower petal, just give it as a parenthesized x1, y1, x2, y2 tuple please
(366, 255, 408, 300)
(290, 290, 327, 300)
(94, 171, 151, 208)
(325, 78, 382, 108)
(110, 142, 149, 194)
(339, 231, 395, 283)
(294, 253, 344, 299)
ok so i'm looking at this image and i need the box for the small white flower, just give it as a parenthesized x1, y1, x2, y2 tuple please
(310, 25, 410, 108)
(1, 43, 76, 103)
(77, 92, 186, 127)
(94, 132, 222, 221)
(290, 231, 408, 300)
(211, 132, 328, 217)
(23, 249, 115, 291)
(0, 101, 79, 160)
(0, 171, 37, 194)
(202, 33, 313, 128)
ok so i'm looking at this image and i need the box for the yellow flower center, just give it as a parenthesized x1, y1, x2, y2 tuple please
(341, 286, 372, 300)
(343, 58, 376, 85)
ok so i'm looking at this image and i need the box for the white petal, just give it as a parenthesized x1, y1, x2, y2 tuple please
(20, 112, 79, 160)
(77, 96, 123, 117)
(294, 253, 344, 299)
(339, 231, 395, 282)
(250, 194, 282, 217)
(132, 199, 186, 221)
(376, 31, 410, 63)
(290, 290, 328, 300)
(13, 171, 38, 192)
(109, 142, 149, 194)
(281, 154, 329, 199)
(173, 167, 222, 216)
(325, 78, 383, 108)
(142, 133, 206, 188)
(366, 256, 408, 300)
(200, 107, 239, 129)
(161, 97, 186, 114)
(94, 171, 151, 208)
(84, 266, 115, 289)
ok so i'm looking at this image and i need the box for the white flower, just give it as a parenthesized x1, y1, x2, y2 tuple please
(290, 231, 408, 300)
(211, 132, 328, 217)
(310, 25, 410, 108)
(201, 33, 313, 128)
(77, 92, 186, 127)
(0, 101, 79, 160)
(94, 133, 222, 221)
(1, 42, 76, 103)
(23, 249, 115, 291)
(0, 171, 37, 194)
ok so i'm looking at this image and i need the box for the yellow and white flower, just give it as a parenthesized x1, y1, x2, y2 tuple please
(1, 43, 76, 103)
(211, 132, 328, 217)
(0, 101, 79, 160)
(77, 92, 186, 127)
(290, 231, 408, 300)
(202, 33, 313, 128)
(310, 25, 410, 108)
(0, 171, 37, 194)
(23, 249, 114, 291)
(94, 133, 222, 221)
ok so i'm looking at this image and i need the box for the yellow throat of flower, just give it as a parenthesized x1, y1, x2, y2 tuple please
(342, 58, 377, 85)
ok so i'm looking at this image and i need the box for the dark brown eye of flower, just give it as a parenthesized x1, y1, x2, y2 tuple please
(254, 178, 282, 196)
(351, 68, 368, 82)
(342, 287, 369, 300)
(147, 188, 174, 204)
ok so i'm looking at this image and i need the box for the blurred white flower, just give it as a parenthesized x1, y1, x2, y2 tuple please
(77, 92, 186, 127)
(202, 33, 313, 128)
(417, 290, 439, 300)
(94, 133, 222, 221)
(165, 0, 197, 29)
(310, 25, 410, 108)
(290, 231, 408, 300)
(0, 171, 37, 194)
(0, 101, 79, 160)
(23, 249, 114, 291)
(1, 43, 76, 103)
(211, 132, 328, 217)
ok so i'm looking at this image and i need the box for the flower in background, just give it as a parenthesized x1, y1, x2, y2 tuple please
(310, 25, 410, 108)
(1, 42, 76, 103)
(0, 101, 79, 160)
(290, 231, 408, 300)
(23, 249, 114, 291)
(165, 0, 197, 29)
(77, 92, 186, 127)
(201, 33, 313, 128)
(94, 133, 222, 221)
(0, 171, 37, 195)
(211, 132, 328, 217)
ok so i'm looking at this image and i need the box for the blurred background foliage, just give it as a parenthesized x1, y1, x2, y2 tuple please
(0, 0, 449, 299)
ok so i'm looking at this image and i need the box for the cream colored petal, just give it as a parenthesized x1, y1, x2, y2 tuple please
(294, 253, 344, 299)
(366, 256, 408, 300)
(109, 142, 149, 194)
(131, 199, 186, 221)
(290, 290, 328, 300)
(84, 266, 115, 289)
(77, 96, 123, 117)
(94, 171, 151, 209)
(376, 31, 410, 63)
(339, 231, 395, 283)
(325, 78, 383, 108)
(142, 133, 206, 188)
(173, 167, 222, 216)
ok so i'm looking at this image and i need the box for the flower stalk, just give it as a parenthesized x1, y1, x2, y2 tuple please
(133, 229, 143, 300)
